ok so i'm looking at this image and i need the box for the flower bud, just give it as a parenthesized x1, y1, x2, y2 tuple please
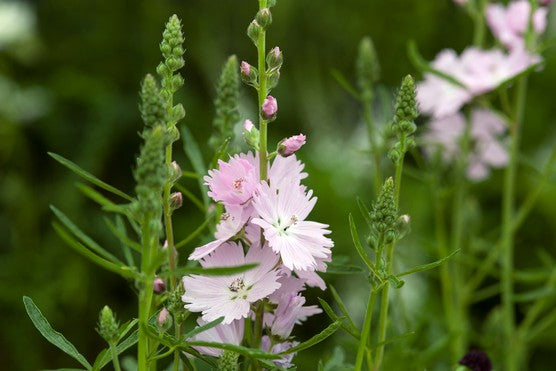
(398, 119, 417, 135)
(261, 95, 278, 120)
(396, 214, 411, 240)
(240, 61, 251, 76)
(240, 61, 258, 86)
(153, 277, 166, 293)
(170, 161, 182, 182)
(278, 134, 306, 157)
(255, 8, 272, 28)
(158, 307, 171, 326)
(98, 305, 119, 343)
(267, 68, 280, 91)
(171, 103, 186, 122)
(243, 119, 260, 149)
(266, 47, 283, 71)
(247, 20, 262, 45)
(170, 192, 183, 210)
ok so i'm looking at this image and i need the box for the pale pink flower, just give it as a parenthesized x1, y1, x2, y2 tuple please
(243, 119, 254, 132)
(189, 318, 244, 357)
(261, 336, 299, 368)
(486, 1, 548, 50)
(204, 154, 259, 206)
(267, 292, 321, 338)
(182, 242, 281, 323)
(251, 181, 333, 271)
(189, 205, 249, 260)
(262, 95, 278, 119)
(423, 108, 508, 181)
(268, 154, 308, 190)
(279, 134, 306, 157)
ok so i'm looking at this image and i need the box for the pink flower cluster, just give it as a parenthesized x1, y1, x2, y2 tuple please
(423, 108, 509, 181)
(182, 148, 332, 364)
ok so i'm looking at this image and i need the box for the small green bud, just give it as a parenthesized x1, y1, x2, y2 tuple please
(156, 62, 169, 76)
(266, 46, 283, 71)
(171, 103, 186, 122)
(171, 75, 184, 91)
(366, 233, 378, 250)
(98, 306, 119, 343)
(140, 74, 167, 127)
(405, 137, 416, 150)
(169, 161, 182, 183)
(393, 75, 418, 123)
(243, 119, 260, 149)
(398, 120, 417, 135)
(384, 229, 397, 244)
(255, 8, 272, 29)
(247, 20, 262, 45)
(356, 36, 380, 102)
(217, 351, 239, 371)
(267, 68, 280, 91)
(396, 214, 411, 240)
(388, 146, 402, 163)
(370, 178, 397, 234)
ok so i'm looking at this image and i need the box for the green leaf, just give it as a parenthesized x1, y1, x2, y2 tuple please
(369, 331, 416, 349)
(397, 249, 460, 278)
(317, 298, 360, 340)
(51, 205, 124, 265)
(325, 262, 364, 275)
(356, 197, 373, 229)
(48, 152, 133, 201)
(278, 318, 344, 355)
(182, 317, 224, 341)
(23, 296, 92, 370)
(103, 217, 142, 253)
(181, 126, 209, 208)
(185, 341, 281, 360)
(349, 213, 383, 283)
(52, 222, 138, 280)
(407, 41, 466, 88)
(514, 287, 556, 303)
(159, 263, 258, 277)
(42, 369, 86, 371)
(92, 330, 138, 370)
(388, 275, 405, 288)
(331, 69, 360, 100)
(210, 136, 231, 169)
(76, 183, 128, 215)
(329, 286, 359, 332)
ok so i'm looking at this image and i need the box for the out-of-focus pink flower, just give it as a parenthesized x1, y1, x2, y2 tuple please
(267, 292, 321, 338)
(157, 308, 169, 326)
(153, 278, 166, 293)
(422, 108, 509, 181)
(486, 0, 548, 50)
(204, 155, 259, 206)
(278, 134, 306, 157)
(252, 181, 333, 271)
(182, 242, 281, 323)
(261, 336, 299, 368)
(189, 318, 244, 357)
(417, 47, 540, 118)
(453, 0, 468, 5)
(243, 119, 254, 132)
(262, 95, 278, 119)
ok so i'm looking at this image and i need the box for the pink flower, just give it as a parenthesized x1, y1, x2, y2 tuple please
(251, 181, 333, 271)
(189, 205, 249, 260)
(153, 278, 166, 293)
(262, 95, 278, 120)
(182, 242, 281, 323)
(268, 154, 308, 190)
(157, 308, 169, 326)
(422, 108, 508, 181)
(486, 1, 547, 50)
(279, 134, 306, 157)
(261, 336, 299, 368)
(188, 318, 244, 357)
(243, 119, 254, 132)
(204, 155, 259, 206)
(267, 292, 321, 338)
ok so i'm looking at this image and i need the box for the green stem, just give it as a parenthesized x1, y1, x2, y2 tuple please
(138, 273, 154, 371)
(472, 0, 487, 47)
(501, 76, 528, 371)
(110, 342, 122, 371)
(363, 98, 382, 197)
(355, 289, 378, 370)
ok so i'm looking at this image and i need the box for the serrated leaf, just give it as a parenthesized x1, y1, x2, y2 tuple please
(48, 152, 133, 201)
(349, 213, 383, 283)
(181, 126, 209, 208)
(52, 223, 138, 280)
(159, 263, 258, 278)
(23, 296, 92, 370)
(51, 205, 123, 265)
(278, 318, 344, 355)
(407, 41, 466, 88)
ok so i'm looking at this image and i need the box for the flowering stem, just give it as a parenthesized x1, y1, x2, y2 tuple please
(501, 76, 528, 371)
(473, 0, 487, 47)
(138, 223, 155, 371)
(110, 342, 122, 371)
(363, 99, 382, 197)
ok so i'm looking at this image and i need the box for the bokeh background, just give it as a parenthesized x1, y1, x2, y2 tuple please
(2, 0, 556, 370)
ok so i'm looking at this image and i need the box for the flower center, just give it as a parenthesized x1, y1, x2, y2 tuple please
(232, 177, 245, 193)
(229, 277, 245, 292)
(220, 212, 230, 222)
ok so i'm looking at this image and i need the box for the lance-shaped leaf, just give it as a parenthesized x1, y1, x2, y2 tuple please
(159, 263, 259, 278)
(407, 40, 466, 88)
(174, 183, 206, 213)
(182, 317, 224, 341)
(318, 298, 360, 340)
(23, 296, 92, 370)
(174, 216, 212, 249)
(278, 318, 344, 355)
(92, 330, 138, 370)
(329, 286, 358, 332)
(330, 68, 360, 100)
(369, 331, 416, 350)
(76, 183, 128, 215)
(397, 249, 460, 278)
(184, 341, 281, 360)
(349, 213, 383, 283)
(48, 152, 133, 201)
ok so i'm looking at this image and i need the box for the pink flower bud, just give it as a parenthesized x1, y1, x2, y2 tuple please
(262, 95, 278, 120)
(153, 278, 166, 293)
(278, 134, 306, 157)
(243, 119, 254, 132)
(241, 61, 251, 76)
(540, 0, 552, 6)
(158, 308, 169, 326)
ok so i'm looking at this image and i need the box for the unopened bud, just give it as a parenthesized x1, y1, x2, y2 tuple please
(266, 47, 283, 71)
(240, 61, 258, 86)
(261, 95, 278, 120)
(241, 61, 251, 76)
(540, 0, 552, 5)
(396, 214, 411, 240)
(255, 8, 272, 28)
(243, 119, 260, 149)
(158, 307, 171, 326)
(278, 134, 306, 157)
(267, 68, 281, 91)
(98, 306, 119, 343)
(153, 278, 166, 293)
(247, 20, 262, 45)
(170, 161, 182, 182)
(170, 192, 183, 210)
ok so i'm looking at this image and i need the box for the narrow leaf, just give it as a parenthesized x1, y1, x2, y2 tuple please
(325, 263, 364, 275)
(174, 216, 212, 249)
(51, 205, 123, 265)
(93, 330, 138, 370)
(210, 137, 231, 169)
(514, 287, 556, 303)
(397, 249, 460, 277)
(48, 152, 133, 201)
(329, 285, 358, 331)
(369, 331, 416, 349)
(181, 126, 209, 208)
(182, 317, 224, 340)
(174, 183, 206, 213)
(356, 198, 373, 229)
(159, 263, 258, 277)
(185, 341, 281, 360)
(331, 69, 360, 100)
(52, 223, 138, 280)
(349, 214, 383, 283)
(103, 217, 142, 253)
(317, 298, 360, 340)
(76, 183, 128, 215)
(278, 319, 344, 355)
(23, 296, 92, 370)
(407, 41, 466, 88)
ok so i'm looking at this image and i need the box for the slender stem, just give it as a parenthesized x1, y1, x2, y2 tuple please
(138, 267, 155, 371)
(501, 76, 528, 371)
(355, 289, 378, 370)
(363, 98, 382, 197)
(163, 145, 177, 288)
(473, 0, 487, 47)
(109, 342, 122, 371)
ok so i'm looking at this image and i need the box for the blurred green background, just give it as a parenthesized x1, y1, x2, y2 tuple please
(2, 0, 556, 369)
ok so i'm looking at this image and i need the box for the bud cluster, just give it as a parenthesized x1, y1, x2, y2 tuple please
(97, 306, 119, 344)
(370, 178, 397, 237)
(389, 75, 418, 163)
(356, 36, 380, 102)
